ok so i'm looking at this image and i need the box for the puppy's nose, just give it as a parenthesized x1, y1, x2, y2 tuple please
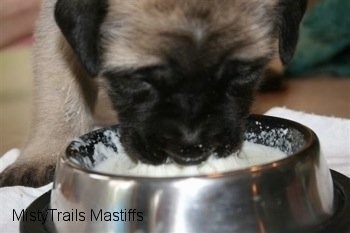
(181, 128, 201, 145)
(159, 127, 212, 164)
(160, 127, 201, 145)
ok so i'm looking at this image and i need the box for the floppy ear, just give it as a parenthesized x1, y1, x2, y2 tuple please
(54, 0, 108, 76)
(278, 0, 307, 65)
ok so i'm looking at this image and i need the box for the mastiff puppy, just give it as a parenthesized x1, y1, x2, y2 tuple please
(0, 0, 306, 187)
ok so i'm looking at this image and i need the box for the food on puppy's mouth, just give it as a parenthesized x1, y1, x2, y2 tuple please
(89, 131, 287, 177)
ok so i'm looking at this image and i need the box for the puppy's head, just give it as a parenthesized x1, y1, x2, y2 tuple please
(55, 0, 306, 165)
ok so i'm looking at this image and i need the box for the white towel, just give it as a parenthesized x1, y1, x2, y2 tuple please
(0, 107, 349, 233)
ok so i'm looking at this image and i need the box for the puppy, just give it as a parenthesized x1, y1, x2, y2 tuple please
(0, 0, 306, 187)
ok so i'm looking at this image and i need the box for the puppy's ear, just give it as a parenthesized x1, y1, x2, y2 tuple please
(278, 0, 307, 65)
(55, 0, 108, 76)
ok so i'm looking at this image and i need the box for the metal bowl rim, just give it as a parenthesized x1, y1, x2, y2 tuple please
(61, 114, 319, 181)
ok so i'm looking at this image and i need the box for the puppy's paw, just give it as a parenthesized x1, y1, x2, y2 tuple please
(0, 160, 55, 187)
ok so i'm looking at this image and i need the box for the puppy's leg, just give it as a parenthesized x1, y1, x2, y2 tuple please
(0, 0, 97, 187)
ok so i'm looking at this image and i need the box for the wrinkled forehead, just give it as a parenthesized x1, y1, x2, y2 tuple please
(101, 0, 279, 70)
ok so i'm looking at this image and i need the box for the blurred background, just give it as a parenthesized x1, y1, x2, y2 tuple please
(0, 0, 349, 155)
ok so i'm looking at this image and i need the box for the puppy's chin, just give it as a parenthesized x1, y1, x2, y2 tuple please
(119, 126, 244, 166)
(162, 143, 243, 165)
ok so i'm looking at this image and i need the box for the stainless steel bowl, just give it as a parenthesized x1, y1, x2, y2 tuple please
(50, 115, 335, 233)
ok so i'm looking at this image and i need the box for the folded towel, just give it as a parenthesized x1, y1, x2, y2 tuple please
(0, 107, 349, 233)
(286, 0, 350, 76)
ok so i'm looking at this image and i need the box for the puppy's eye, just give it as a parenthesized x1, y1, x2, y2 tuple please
(220, 60, 264, 84)
(134, 65, 173, 88)
(103, 68, 159, 103)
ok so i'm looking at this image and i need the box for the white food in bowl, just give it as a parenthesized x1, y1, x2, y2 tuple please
(92, 134, 287, 177)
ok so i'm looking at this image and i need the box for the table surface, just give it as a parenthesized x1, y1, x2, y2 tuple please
(1, 46, 350, 155)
